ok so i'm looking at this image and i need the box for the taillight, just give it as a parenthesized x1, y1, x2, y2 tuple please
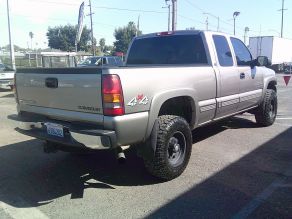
(102, 74, 124, 116)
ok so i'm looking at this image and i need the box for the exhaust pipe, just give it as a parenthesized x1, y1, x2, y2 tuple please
(115, 146, 126, 164)
(44, 141, 58, 153)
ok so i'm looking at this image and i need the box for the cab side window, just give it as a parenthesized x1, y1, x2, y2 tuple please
(231, 37, 252, 66)
(213, 35, 233, 67)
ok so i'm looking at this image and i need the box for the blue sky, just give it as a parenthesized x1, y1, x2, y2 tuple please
(1, 0, 292, 49)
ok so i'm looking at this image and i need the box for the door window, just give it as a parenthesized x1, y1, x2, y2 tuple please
(213, 35, 233, 67)
(231, 38, 252, 66)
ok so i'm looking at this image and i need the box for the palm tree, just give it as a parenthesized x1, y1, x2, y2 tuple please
(29, 32, 34, 49)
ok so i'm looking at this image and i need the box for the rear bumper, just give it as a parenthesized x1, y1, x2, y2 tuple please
(15, 113, 116, 150)
(14, 110, 149, 150)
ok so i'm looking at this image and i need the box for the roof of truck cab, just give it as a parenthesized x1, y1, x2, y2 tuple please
(134, 30, 235, 40)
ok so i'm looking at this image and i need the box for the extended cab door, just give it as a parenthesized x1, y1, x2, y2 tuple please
(212, 35, 240, 119)
(230, 37, 263, 111)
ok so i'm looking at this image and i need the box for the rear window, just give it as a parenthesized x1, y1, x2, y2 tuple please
(127, 34, 208, 65)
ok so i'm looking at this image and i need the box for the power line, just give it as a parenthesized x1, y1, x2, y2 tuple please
(183, 0, 204, 12)
(26, 0, 168, 14)
(181, 0, 260, 35)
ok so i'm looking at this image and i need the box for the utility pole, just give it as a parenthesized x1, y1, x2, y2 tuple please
(136, 15, 140, 36)
(203, 12, 220, 32)
(205, 16, 209, 31)
(6, 0, 15, 70)
(171, 0, 177, 31)
(163, 0, 171, 31)
(279, 0, 287, 38)
(88, 0, 95, 56)
(244, 27, 250, 45)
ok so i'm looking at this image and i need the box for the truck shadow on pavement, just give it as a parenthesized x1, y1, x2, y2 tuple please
(147, 127, 292, 218)
(192, 115, 259, 144)
(0, 115, 265, 209)
(0, 139, 162, 207)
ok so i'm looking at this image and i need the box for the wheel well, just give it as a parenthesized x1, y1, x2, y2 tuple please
(267, 81, 277, 92)
(158, 96, 194, 125)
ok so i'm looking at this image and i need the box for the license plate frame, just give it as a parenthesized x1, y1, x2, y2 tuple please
(45, 123, 64, 138)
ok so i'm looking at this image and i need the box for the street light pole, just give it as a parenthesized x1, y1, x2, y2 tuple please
(233, 11, 240, 36)
(6, 0, 15, 70)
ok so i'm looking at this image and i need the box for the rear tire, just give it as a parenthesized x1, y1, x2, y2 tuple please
(255, 89, 277, 127)
(143, 115, 192, 180)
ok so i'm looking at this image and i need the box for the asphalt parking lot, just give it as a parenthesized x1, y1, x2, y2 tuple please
(0, 74, 291, 219)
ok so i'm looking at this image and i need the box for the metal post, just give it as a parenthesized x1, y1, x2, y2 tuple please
(6, 0, 16, 70)
(217, 17, 219, 32)
(171, 0, 177, 31)
(89, 0, 95, 56)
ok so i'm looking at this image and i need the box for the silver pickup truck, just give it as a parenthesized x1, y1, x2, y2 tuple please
(14, 30, 277, 180)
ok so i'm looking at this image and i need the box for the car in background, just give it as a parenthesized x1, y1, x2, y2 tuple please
(0, 64, 15, 90)
(284, 62, 292, 74)
(77, 56, 123, 67)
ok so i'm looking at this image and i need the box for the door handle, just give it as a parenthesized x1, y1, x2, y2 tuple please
(240, 73, 245, 79)
(45, 78, 58, 88)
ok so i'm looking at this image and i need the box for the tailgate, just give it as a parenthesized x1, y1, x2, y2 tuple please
(16, 68, 103, 116)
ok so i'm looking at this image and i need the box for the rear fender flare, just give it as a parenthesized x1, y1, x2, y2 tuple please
(145, 88, 198, 140)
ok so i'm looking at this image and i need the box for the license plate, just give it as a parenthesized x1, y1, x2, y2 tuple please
(45, 123, 64, 138)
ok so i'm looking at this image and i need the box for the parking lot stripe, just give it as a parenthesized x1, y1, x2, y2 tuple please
(0, 200, 49, 219)
(232, 177, 285, 219)
(232, 167, 291, 219)
(276, 117, 292, 120)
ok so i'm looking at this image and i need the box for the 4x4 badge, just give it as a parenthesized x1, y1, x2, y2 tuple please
(127, 94, 149, 106)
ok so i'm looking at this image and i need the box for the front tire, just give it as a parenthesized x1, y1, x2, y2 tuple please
(255, 89, 277, 127)
(144, 115, 192, 180)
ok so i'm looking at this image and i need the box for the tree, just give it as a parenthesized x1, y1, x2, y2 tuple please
(113, 22, 142, 54)
(29, 31, 34, 49)
(46, 24, 91, 52)
(99, 38, 106, 53)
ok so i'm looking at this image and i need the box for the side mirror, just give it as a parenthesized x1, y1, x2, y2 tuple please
(257, 56, 271, 67)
